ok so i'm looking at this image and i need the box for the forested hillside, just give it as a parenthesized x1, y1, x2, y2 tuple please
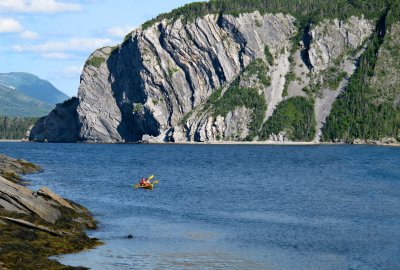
(0, 73, 68, 105)
(0, 84, 53, 117)
(0, 73, 67, 117)
(322, 4, 400, 142)
(0, 116, 38, 140)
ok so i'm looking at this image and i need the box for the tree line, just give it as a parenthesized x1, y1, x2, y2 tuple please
(0, 116, 38, 140)
(142, 0, 388, 29)
(322, 6, 400, 142)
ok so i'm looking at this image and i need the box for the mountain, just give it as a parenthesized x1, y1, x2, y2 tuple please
(0, 72, 69, 105)
(0, 84, 53, 117)
(29, 0, 400, 144)
(0, 73, 68, 117)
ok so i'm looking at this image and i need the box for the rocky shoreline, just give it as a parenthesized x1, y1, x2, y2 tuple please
(2, 139, 399, 147)
(0, 154, 100, 269)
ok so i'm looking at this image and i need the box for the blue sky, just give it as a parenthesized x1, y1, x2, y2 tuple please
(0, 0, 197, 96)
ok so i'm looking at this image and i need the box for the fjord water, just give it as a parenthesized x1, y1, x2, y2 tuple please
(1, 143, 399, 270)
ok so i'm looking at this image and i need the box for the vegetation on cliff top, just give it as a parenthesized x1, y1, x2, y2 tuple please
(86, 56, 106, 68)
(142, 0, 388, 29)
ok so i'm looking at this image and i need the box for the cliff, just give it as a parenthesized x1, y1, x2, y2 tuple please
(29, 0, 400, 144)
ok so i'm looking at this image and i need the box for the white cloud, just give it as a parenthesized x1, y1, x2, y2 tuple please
(0, 17, 23, 33)
(107, 25, 136, 38)
(50, 65, 83, 81)
(19, 30, 39, 39)
(41, 52, 71, 59)
(13, 37, 113, 53)
(0, 0, 81, 13)
(0, 17, 40, 39)
(63, 65, 82, 76)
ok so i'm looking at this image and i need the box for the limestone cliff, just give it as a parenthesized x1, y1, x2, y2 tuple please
(29, 3, 400, 143)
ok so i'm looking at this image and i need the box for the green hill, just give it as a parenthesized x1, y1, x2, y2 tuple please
(0, 72, 69, 105)
(0, 84, 53, 117)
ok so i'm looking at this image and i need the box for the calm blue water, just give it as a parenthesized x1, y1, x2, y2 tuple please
(0, 143, 399, 270)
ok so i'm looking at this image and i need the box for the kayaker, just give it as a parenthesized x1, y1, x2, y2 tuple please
(139, 177, 151, 187)
(139, 177, 147, 186)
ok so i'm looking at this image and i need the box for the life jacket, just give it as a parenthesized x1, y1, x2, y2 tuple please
(140, 179, 145, 185)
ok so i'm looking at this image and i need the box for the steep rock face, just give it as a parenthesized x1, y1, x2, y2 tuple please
(30, 11, 296, 142)
(29, 12, 381, 143)
(29, 98, 80, 142)
(77, 48, 124, 142)
(309, 16, 373, 72)
(180, 106, 252, 142)
(180, 58, 270, 142)
(134, 11, 295, 142)
(183, 16, 374, 142)
(310, 17, 374, 139)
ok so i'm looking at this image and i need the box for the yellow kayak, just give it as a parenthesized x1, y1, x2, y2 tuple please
(134, 183, 153, 190)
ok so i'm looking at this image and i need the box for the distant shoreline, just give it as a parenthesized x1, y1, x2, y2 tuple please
(150, 141, 400, 147)
(5, 139, 398, 147)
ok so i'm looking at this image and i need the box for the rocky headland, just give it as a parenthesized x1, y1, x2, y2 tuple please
(0, 154, 99, 269)
(29, 1, 400, 145)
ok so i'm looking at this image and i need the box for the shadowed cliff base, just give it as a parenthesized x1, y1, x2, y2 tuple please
(29, 98, 80, 143)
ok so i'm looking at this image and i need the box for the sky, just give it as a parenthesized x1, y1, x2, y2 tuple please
(0, 0, 197, 97)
